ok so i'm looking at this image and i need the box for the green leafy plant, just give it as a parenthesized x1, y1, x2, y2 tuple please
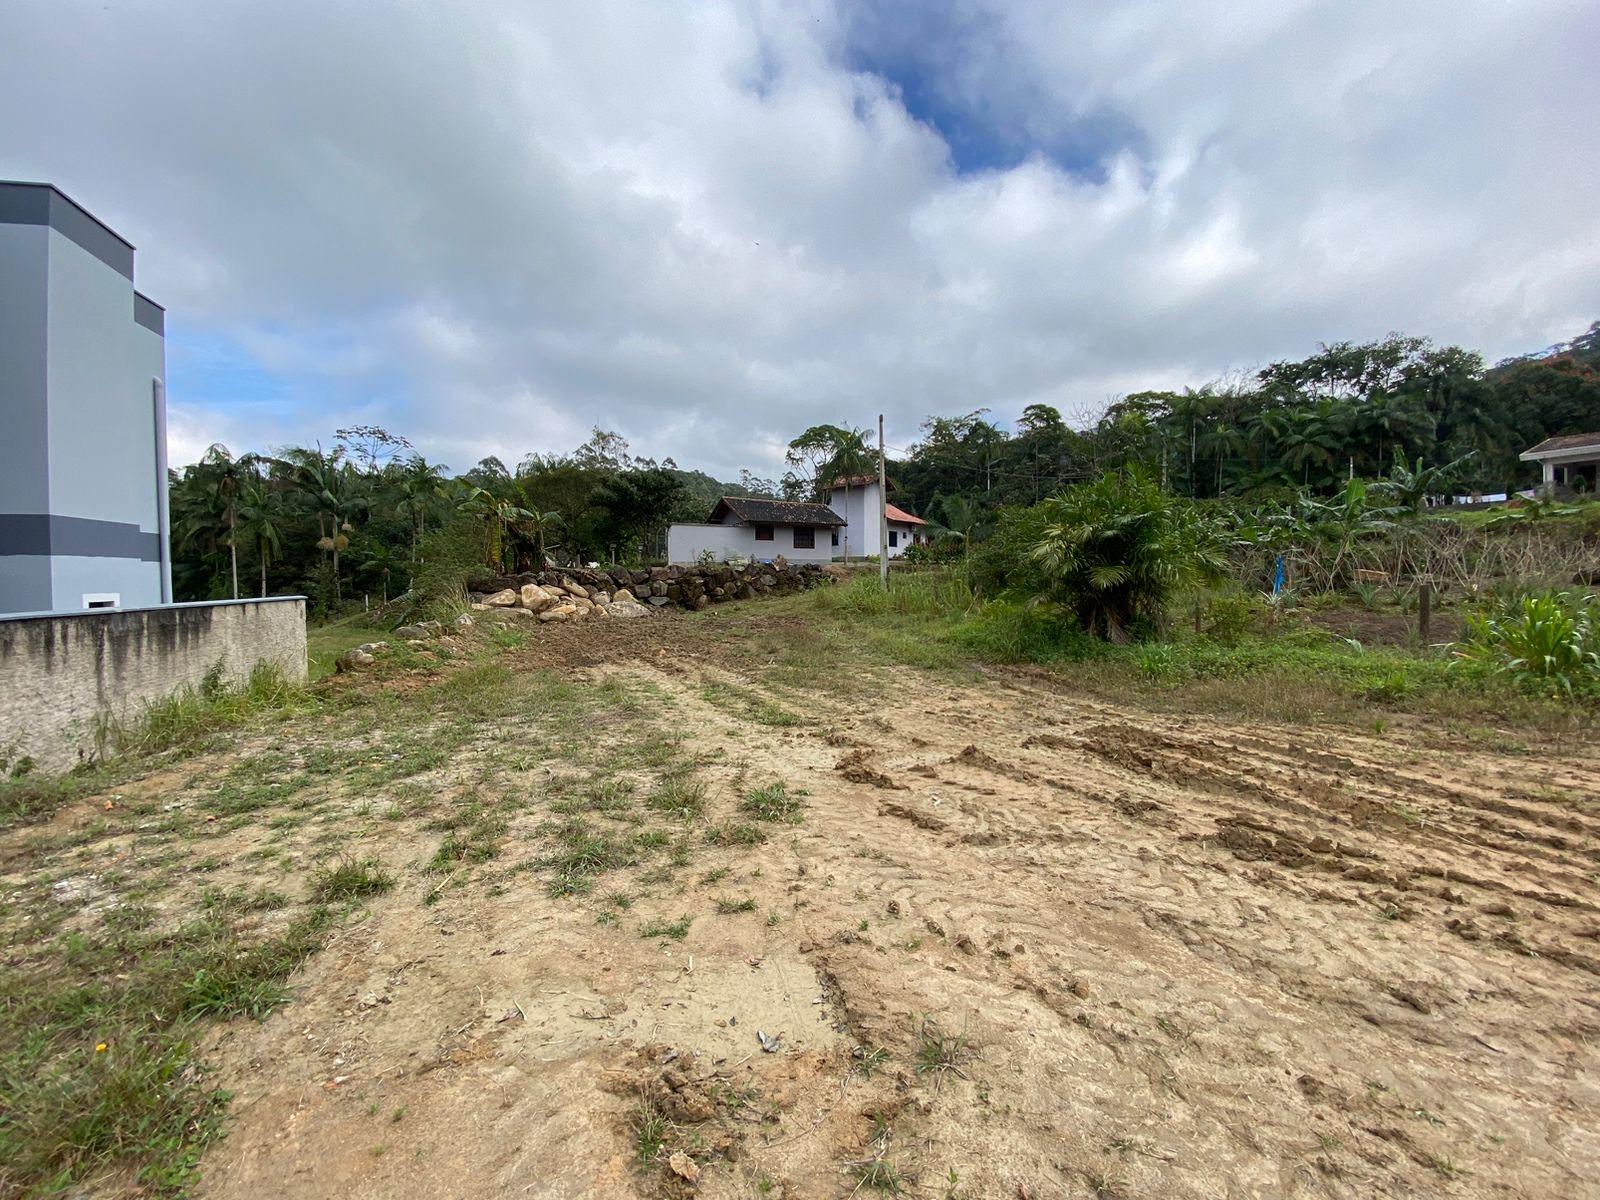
(1455, 591, 1599, 697)
(1028, 470, 1227, 641)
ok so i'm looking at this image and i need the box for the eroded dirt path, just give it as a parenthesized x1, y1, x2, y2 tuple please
(94, 613, 1600, 1197)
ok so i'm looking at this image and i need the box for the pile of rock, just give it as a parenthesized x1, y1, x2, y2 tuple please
(473, 579, 652, 622)
(336, 613, 474, 671)
(468, 560, 829, 619)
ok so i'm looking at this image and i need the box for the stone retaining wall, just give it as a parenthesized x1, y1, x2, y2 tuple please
(468, 561, 829, 618)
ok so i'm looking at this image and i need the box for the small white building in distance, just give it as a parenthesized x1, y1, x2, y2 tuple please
(667, 496, 843, 565)
(824, 474, 928, 559)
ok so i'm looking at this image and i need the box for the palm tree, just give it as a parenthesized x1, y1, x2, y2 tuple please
(1029, 470, 1225, 642)
(394, 455, 449, 561)
(235, 479, 289, 598)
(1278, 407, 1342, 488)
(457, 485, 534, 571)
(1361, 392, 1434, 472)
(518, 509, 565, 567)
(189, 443, 255, 599)
(357, 541, 405, 605)
(823, 427, 874, 562)
(926, 494, 988, 567)
(276, 446, 367, 601)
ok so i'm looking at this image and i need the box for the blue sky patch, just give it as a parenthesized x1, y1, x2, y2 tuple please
(840, 2, 1145, 180)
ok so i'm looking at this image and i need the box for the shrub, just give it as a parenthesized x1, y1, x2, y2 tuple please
(1026, 470, 1227, 641)
(1455, 591, 1600, 698)
(409, 517, 488, 620)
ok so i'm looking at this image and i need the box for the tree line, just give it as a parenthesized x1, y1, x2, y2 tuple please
(169, 322, 1598, 609)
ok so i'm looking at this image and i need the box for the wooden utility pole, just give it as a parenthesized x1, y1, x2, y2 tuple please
(878, 414, 889, 590)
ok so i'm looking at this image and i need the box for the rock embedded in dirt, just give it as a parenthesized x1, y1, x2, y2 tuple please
(667, 1151, 700, 1184)
(335, 648, 376, 671)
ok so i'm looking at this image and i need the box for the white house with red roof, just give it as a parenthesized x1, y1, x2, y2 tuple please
(824, 474, 928, 560)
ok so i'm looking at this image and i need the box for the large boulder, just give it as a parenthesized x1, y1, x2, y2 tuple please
(612, 587, 635, 604)
(538, 603, 579, 622)
(484, 588, 519, 608)
(519, 583, 556, 612)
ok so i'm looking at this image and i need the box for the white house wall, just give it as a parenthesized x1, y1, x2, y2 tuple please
(825, 483, 921, 558)
(668, 522, 834, 565)
(669, 523, 754, 564)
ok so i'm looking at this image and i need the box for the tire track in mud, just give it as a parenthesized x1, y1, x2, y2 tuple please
(473, 637, 1599, 1199)
(754, 667, 1599, 1197)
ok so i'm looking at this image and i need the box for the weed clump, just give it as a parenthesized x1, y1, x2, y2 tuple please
(310, 856, 396, 904)
(738, 781, 804, 823)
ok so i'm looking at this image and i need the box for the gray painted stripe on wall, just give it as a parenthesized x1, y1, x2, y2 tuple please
(0, 182, 135, 279)
(133, 292, 165, 335)
(0, 514, 161, 561)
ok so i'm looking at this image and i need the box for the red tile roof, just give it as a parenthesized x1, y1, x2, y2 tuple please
(885, 503, 926, 526)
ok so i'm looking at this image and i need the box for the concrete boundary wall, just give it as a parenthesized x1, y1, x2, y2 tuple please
(0, 597, 306, 772)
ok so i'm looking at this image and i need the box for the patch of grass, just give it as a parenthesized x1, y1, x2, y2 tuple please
(704, 821, 766, 847)
(111, 664, 315, 760)
(310, 856, 396, 904)
(713, 896, 757, 914)
(426, 826, 502, 873)
(639, 915, 693, 941)
(633, 1098, 670, 1165)
(0, 769, 108, 832)
(699, 681, 806, 727)
(0, 905, 333, 1195)
(912, 1016, 971, 1082)
(541, 820, 636, 896)
(738, 781, 804, 823)
(645, 769, 707, 821)
(850, 1155, 910, 1195)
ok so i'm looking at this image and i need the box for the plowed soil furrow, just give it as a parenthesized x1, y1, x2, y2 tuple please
(18, 611, 1578, 1200)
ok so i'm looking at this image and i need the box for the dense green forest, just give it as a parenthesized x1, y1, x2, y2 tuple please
(169, 323, 1600, 609)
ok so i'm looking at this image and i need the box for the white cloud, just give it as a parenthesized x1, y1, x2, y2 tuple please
(3, 0, 1595, 475)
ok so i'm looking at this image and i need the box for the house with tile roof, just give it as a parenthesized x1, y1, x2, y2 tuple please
(1521, 432, 1600, 496)
(667, 496, 844, 564)
(824, 474, 928, 560)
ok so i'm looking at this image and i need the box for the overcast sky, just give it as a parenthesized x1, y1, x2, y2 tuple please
(4, 1, 1597, 477)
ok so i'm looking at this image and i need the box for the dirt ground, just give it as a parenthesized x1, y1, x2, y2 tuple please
(11, 606, 1600, 1198)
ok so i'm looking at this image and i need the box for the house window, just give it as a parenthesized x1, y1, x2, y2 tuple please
(793, 527, 815, 549)
(831, 529, 839, 546)
(754, 525, 774, 542)
(889, 530, 899, 548)
(83, 593, 120, 610)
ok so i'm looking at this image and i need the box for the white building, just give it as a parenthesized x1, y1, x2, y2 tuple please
(1521, 432, 1600, 496)
(667, 497, 843, 565)
(824, 474, 928, 559)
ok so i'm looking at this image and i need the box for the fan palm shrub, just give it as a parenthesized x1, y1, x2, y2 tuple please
(1028, 470, 1227, 642)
